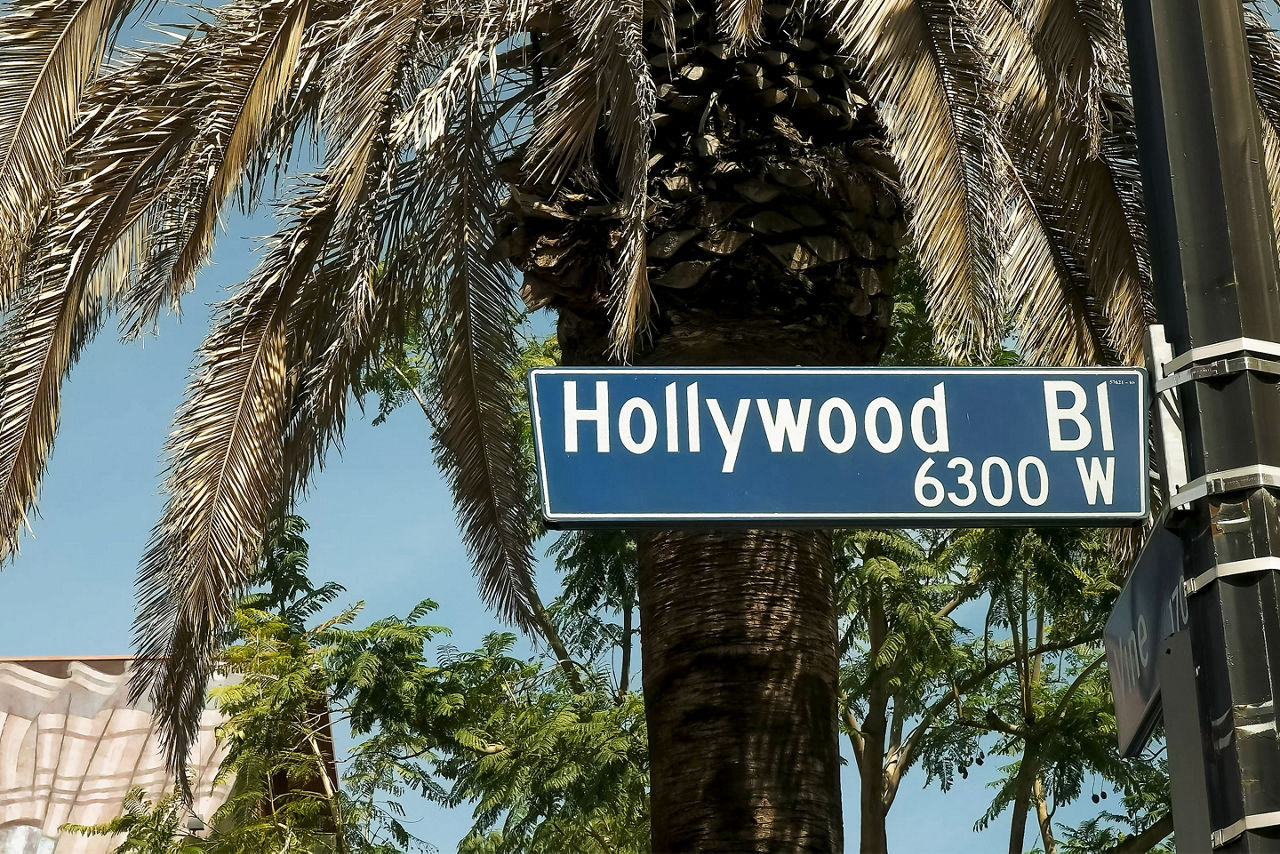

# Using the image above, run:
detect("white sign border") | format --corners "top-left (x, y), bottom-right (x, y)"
top-left (528, 366), bottom-right (1150, 525)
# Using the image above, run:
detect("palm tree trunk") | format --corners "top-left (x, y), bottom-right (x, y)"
top-left (637, 529), bottom-right (842, 852)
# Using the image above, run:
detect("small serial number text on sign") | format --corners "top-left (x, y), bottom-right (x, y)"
top-left (529, 368), bottom-right (1148, 526)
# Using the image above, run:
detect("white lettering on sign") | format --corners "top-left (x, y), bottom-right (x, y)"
top-left (818, 398), bottom-right (857, 453)
top-left (565, 381), bottom-right (609, 453)
top-left (1044, 380), bottom-right (1114, 451)
top-left (1076, 457), bottom-right (1116, 505)
top-left (911, 383), bottom-right (950, 453)
top-left (1018, 457), bottom-right (1049, 506)
top-left (1044, 381), bottom-right (1091, 451)
top-left (619, 398), bottom-right (657, 454)
top-left (707, 398), bottom-right (751, 473)
top-left (916, 455), bottom-right (1051, 507)
top-left (865, 398), bottom-right (904, 453)
top-left (560, 383), bottom-right (956, 468)
top-left (687, 383), bottom-right (701, 453)
top-left (1096, 381), bottom-right (1115, 452)
top-left (665, 383), bottom-right (679, 452)
top-left (757, 398), bottom-right (812, 453)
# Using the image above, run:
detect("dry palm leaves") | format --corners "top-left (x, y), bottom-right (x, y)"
top-left (3, 0), bottom-right (1280, 779)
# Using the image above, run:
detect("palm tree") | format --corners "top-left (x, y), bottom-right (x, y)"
top-left (4, 0), bottom-right (1280, 849)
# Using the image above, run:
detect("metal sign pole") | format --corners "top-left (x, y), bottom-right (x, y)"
top-left (1122, 1), bottom-right (1280, 850)
top-left (1157, 630), bottom-right (1212, 850)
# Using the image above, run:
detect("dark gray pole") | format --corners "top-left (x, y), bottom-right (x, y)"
top-left (1122, 1), bottom-right (1280, 850)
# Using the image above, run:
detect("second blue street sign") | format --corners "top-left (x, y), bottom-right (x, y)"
top-left (529, 367), bottom-right (1149, 527)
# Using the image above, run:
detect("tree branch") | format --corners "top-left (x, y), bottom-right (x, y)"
top-left (894, 633), bottom-right (1099, 773)
top-left (1043, 653), bottom-right (1106, 727)
top-left (617, 599), bottom-right (633, 702)
top-left (1106, 812), bottom-right (1173, 854)
top-left (844, 706), bottom-right (866, 775)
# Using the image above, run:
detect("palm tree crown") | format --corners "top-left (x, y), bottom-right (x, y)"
top-left (3, 0), bottom-right (1280, 775)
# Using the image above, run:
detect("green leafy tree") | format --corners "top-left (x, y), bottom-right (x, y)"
top-left (838, 527), bottom-right (980, 852)
top-left (63, 788), bottom-right (205, 853)
top-left (16, 1), bottom-right (1280, 846)
top-left (1056, 768), bottom-right (1174, 854)
top-left (945, 528), bottom-right (1170, 854)
top-left (73, 515), bottom-right (648, 852)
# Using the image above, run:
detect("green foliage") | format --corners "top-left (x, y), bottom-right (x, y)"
top-left (933, 528), bottom-right (1169, 853)
top-left (71, 512), bottom-right (647, 853)
top-left (1056, 767), bottom-right (1174, 854)
top-left (841, 267), bottom-right (1168, 851)
top-left (361, 327), bottom-right (649, 852)
top-left (62, 788), bottom-right (204, 854)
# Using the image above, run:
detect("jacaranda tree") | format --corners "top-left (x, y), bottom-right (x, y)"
top-left (6, 0), bottom-right (1280, 849)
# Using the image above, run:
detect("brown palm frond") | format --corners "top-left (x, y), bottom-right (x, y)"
top-left (131, 256), bottom-right (295, 784)
top-left (117, 0), bottom-right (315, 336)
top-left (1098, 89), bottom-right (1153, 298)
top-left (0, 80), bottom-right (195, 561)
top-left (0, 0), bottom-right (135, 298)
top-left (274, 0), bottom-right (483, 494)
top-left (596, 0), bottom-right (654, 358)
top-left (373, 28), bottom-right (542, 628)
top-left (1245, 7), bottom-right (1280, 254)
top-left (982, 0), bottom-right (1149, 365)
top-left (998, 165), bottom-right (1104, 367)
top-left (522, 0), bottom-right (653, 357)
top-left (828, 0), bottom-right (1004, 361)
top-left (1005, 0), bottom-right (1125, 155)
top-left (131, 0), bottom-right (441, 775)
top-left (1248, 7), bottom-right (1280, 121)
top-left (277, 46), bottom-right (491, 499)
top-left (319, 0), bottom-right (438, 199)
top-left (718, 0), bottom-right (763, 51)
top-left (425, 78), bottom-right (537, 628)
top-left (130, 174), bottom-right (367, 777)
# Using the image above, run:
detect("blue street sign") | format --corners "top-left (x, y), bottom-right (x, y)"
top-left (528, 367), bottom-right (1149, 526)
top-left (1103, 524), bottom-right (1188, 756)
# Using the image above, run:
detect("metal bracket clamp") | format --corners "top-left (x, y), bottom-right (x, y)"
top-left (1156, 353), bottom-right (1280, 392)
top-left (1184, 556), bottom-right (1280, 597)
top-left (1164, 336), bottom-right (1280, 374)
top-left (1212, 810), bottom-right (1280, 848)
top-left (1147, 326), bottom-right (1191, 503)
top-left (1167, 463), bottom-right (1280, 507)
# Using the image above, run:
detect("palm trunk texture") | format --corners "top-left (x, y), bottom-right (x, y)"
top-left (638, 529), bottom-right (841, 852)
top-left (501, 5), bottom-right (906, 848)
